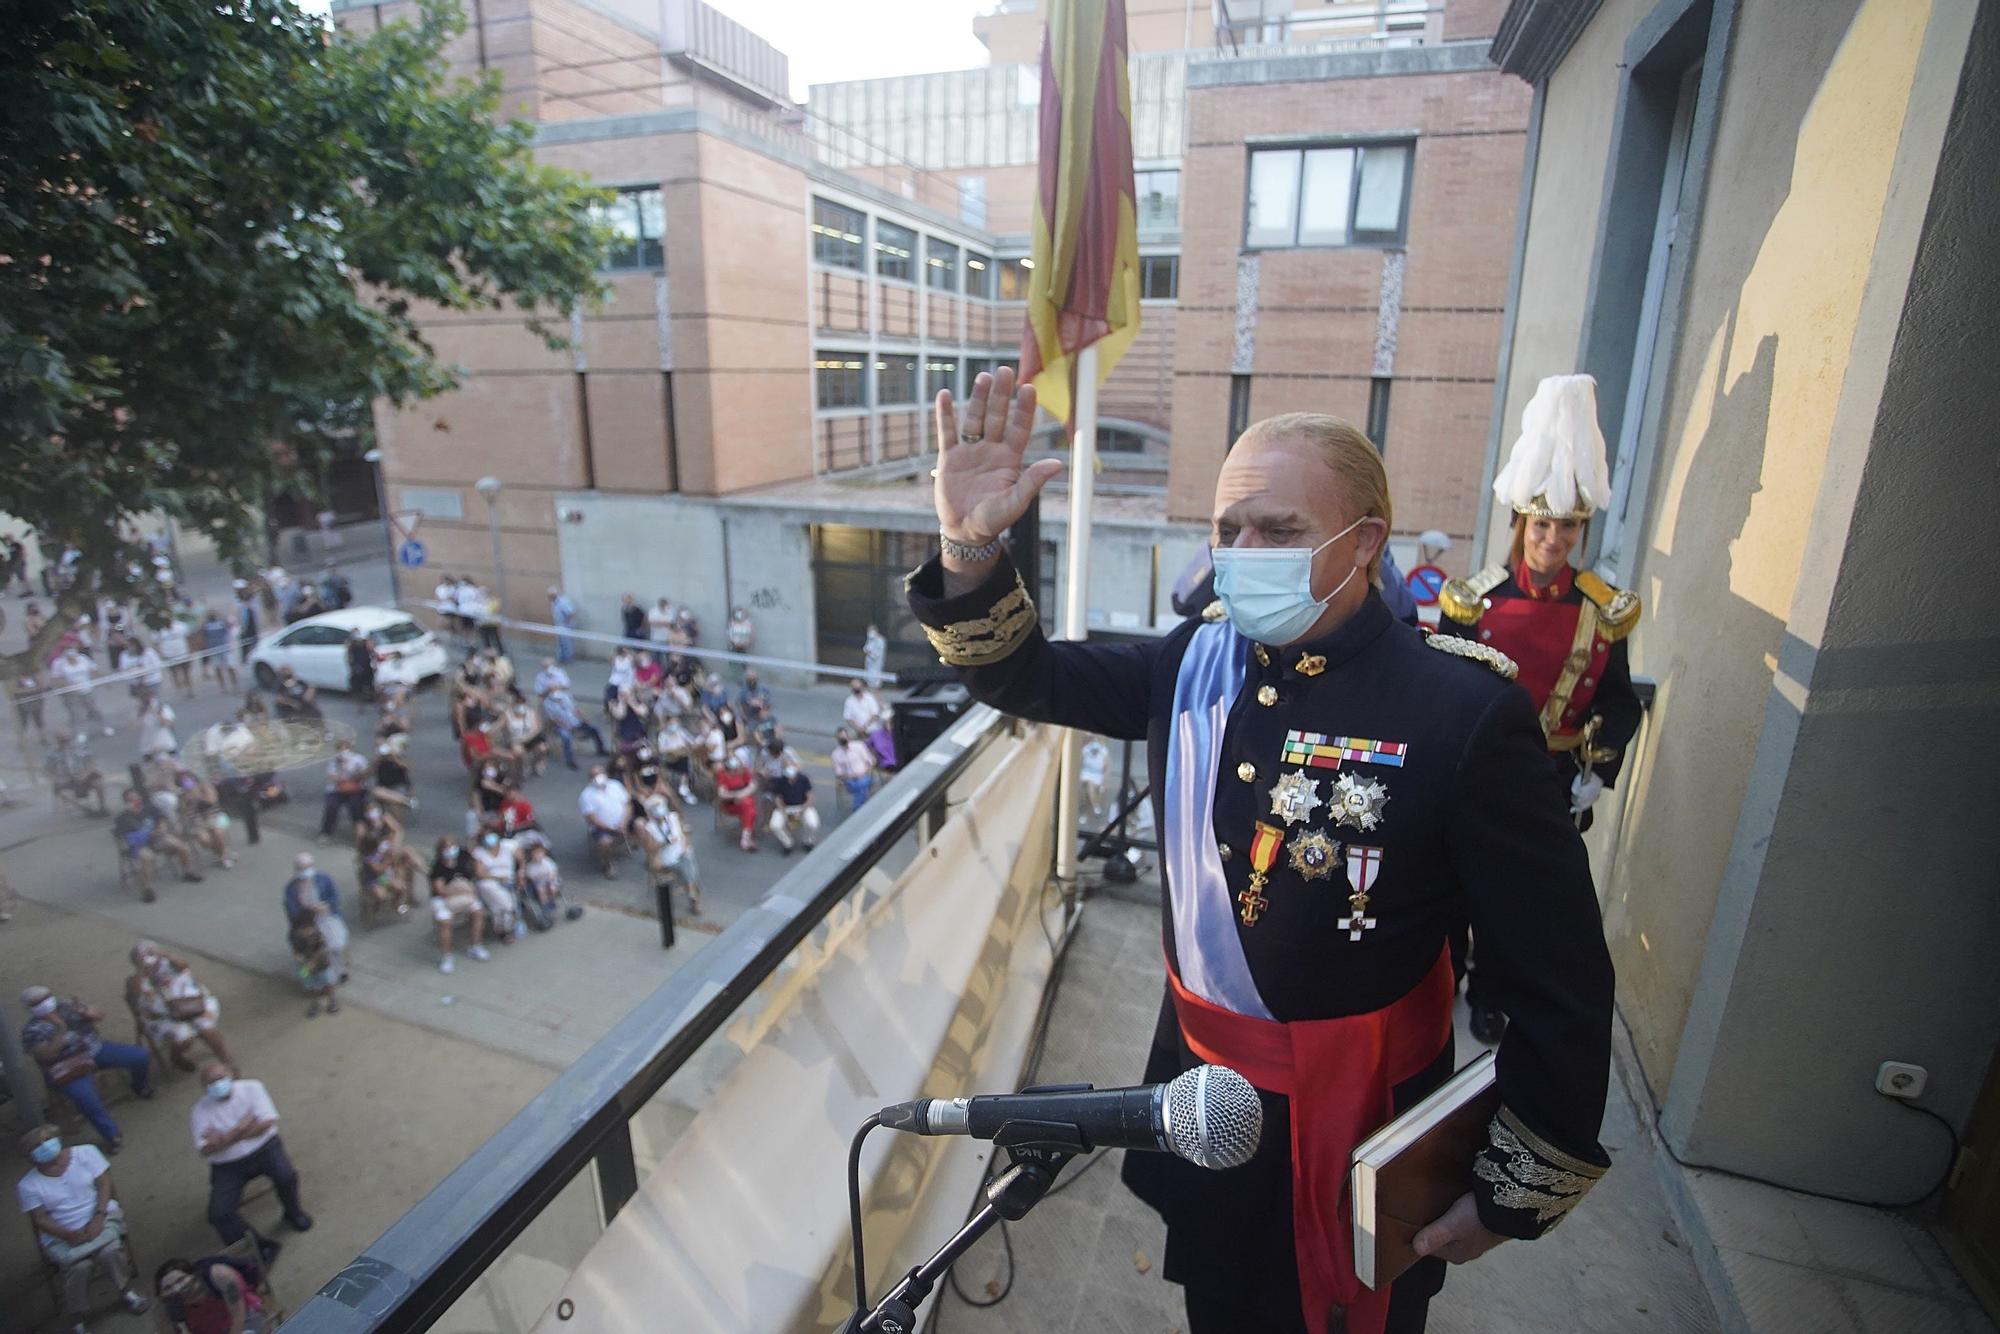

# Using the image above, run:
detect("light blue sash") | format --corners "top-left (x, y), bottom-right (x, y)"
top-left (1163, 621), bottom-right (1274, 1020)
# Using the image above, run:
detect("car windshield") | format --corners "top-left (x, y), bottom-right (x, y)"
top-left (373, 620), bottom-right (427, 645)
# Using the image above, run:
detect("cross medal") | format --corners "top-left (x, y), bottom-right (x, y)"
top-left (1339, 889), bottom-right (1377, 941)
top-left (1240, 822), bottom-right (1285, 925)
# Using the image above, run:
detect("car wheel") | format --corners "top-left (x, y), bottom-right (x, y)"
top-left (253, 661), bottom-right (278, 690)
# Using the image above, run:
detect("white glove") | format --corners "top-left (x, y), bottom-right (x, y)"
top-left (1569, 772), bottom-right (1605, 815)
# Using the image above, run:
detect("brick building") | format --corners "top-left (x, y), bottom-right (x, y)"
top-left (332, 0), bottom-right (1529, 673)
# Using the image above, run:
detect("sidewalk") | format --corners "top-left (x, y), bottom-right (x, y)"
top-left (0, 896), bottom-right (556, 1334)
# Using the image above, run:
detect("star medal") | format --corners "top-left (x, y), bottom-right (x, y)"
top-left (1331, 773), bottom-right (1389, 832)
top-left (1268, 770), bottom-right (1322, 826)
top-left (1240, 822), bottom-right (1284, 925)
top-left (1287, 829), bottom-right (1341, 881)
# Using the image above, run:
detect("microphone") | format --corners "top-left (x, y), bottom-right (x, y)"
top-left (876, 1064), bottom-right (1262, 1169)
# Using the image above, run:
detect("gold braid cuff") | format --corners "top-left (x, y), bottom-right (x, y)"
top-left (919, 574), bottom-right (1039, 667)
top-left (1473, 1106), bottom-right (1608, 1228)
top-left (1423, 633), bottom-right (1519, 679)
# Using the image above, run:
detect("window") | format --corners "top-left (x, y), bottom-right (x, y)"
top-left (815, 351), bottom-right (867, 410)
top-left (963, 357), bottom-right (998, 390)
top-left (925, 359), bottom-right (959, 402)
top-left (999, 256), bottom-right (1032, 300)
top-left (964, 251), bottom-right (994, 299)
top-left (1244, 143), bottom-right (1412, 248)
top-left (875, 220), bottom-right (916, 282)
top-left (1367, 377), bottom-right (1392, 450)
top-left (1228, 375), bottom-right (1252, 446)
top-left (280, 625), bottom-right (349, 647)
top-left (875, 353), bottom-right (919, 405)
top-left (1140, 255), bottom-right (1179, 300)
top-left (1135, 169), bottom-right (1180, 229)
top-left (959, 176), bottom-right (988, 228)
top-left (925, 237), bottom-right (959, 292)
top-left (812, 197), bottom-right (866, 270)
top-left (593, 186), bottom-right (665, 270)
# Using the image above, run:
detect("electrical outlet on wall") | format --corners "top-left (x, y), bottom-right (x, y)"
top-left (1876, 1061), bottom-right (1928, 1099)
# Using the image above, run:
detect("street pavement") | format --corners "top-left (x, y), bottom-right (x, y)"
top-left (0, 536), bottom-right (887, 1331)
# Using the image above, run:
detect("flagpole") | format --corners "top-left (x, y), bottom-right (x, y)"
top-left (1054, 343), bottom-right (1101, 888)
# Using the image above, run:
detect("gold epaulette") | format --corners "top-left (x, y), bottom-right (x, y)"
top-left (1423, 632), bottom-right (1518, 679)
top-left (1201, 599), bottom-right (1226, 623)
top-left (1439, 564), bottom-right (1509, 625)
top-left (1575, 570), bottom-right (1641, 642)
top-left (918, 572), bottom-right (1039, 667)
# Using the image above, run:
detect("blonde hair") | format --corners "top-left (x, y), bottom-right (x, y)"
top-left (1238, 413), bottom-right (1394, 586)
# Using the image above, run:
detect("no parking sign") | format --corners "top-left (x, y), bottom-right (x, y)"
top-left (1406, 563), bottom-right (1447, 606)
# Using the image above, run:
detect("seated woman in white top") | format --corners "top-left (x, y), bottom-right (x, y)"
top-left (18, 1124), bottom-right (151, 1331)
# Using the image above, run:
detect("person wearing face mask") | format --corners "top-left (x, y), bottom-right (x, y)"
top-left (907, 367), bottom-right (1614, 1334)
top-left (18, 1123), bottom-right (150, 1332)
top-left (20, 985), bottom-right (155, 1153)
top-left (470, 830), bottom-right (524, 939)
top-left (765, 759), bottom-right (819, 856)
top-left (189, 1062), bottom-right (310, 1260)
top-left (428, 836), bottom-right (488, 972)
top-left (1437, 376), bottom-right (1643, 1045)
top-left (577, 768), bottom-right (632, 878)
top-left (714, 754), bottom-right (759, 852)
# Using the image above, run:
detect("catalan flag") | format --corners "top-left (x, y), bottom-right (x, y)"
top-left (1281, 731), bottom-right (1409, 771)
top-left (1018, 0), bottom-right (1142, 426)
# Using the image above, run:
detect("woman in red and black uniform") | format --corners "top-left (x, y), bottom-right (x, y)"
top-left (1438, 374), bottom-right (1642, 1042)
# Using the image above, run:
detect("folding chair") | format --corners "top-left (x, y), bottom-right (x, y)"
top-left (30, 1210), bottom-right (140, 1321)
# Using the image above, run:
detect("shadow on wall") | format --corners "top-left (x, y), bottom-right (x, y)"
top-left (1598, 0), bottom-right (1903, 1094)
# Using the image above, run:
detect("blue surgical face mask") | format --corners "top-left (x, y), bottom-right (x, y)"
top-left (1209, 515), bottom-right (1368, 646)
top-left (31, 1137), bottom-right (62, 1165)
top-left (206, 1077), bottom-right (234, 1101)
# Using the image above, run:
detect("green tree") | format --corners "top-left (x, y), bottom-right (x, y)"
top-left (0, 0), bottom-right (607, 671)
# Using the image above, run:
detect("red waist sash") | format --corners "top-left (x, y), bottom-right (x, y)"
top-left (1168, 947), bottom-right (1454, 1334)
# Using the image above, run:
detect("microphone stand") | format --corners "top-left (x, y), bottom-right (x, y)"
top-left (841, 1123), bottom-right (1082, 1334)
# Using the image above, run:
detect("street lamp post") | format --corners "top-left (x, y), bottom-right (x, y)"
top-left (475, 475), bottom-right (506, 616)
top-left (364, 448), bottom-right (400, 608)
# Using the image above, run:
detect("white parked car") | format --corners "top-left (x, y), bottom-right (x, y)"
top-left (248, 606), bottom-right (447, 693)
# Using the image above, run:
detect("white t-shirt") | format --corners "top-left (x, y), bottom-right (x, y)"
top-left (190, 1078), bottom-right (280, 1165)
top-left (643, 811), bottom-right (688, 865)
top-left (1080, 741), bottom-right (1109, 784)
top-left (647, 606), bottom-right (675, 637)
top-left (17, 1144), bottom-right (111, 1234)
top-left (522, 855), bottom-right (561, 894)
top-left (158, 623), bottom-right (191, 658)
top-left (607, 655), bottom-right (636, 690)
top-left (843, 691), bottom-right (884, 733)
top-left (472, 841), bottom-right (518, 885)
top-left (578, 780), bottom-right (631, 829)
top-left (55, 653), bottom-right (94, 689)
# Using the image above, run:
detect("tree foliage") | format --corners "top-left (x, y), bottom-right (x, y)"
top-left (0, 0), bottom-right (607, 667)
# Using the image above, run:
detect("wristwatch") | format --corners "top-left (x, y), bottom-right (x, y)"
top-left (939, 531), bottom-right (1002, 563)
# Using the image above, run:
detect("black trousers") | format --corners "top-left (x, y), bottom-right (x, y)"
top-left (207, 1137), bottom-right (305, 1244)
top-left (1185, 1261), bottom-right (1441, 1334)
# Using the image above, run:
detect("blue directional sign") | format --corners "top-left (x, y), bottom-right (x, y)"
top-left (397, 539), bottom-right (427, 569)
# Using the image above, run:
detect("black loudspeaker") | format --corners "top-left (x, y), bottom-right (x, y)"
top-left (892, 682), bottom-right (970, 768)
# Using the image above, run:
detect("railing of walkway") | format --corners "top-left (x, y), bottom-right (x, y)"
top-left (280, 705), bottom-right (1015, 1334)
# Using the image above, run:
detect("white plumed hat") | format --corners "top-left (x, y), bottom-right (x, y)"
top-left (1492, 374), bottom-right (1612, 520)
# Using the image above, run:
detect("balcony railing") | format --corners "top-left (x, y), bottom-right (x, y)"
top-left (281, 705), bottom-right (1020, 1334)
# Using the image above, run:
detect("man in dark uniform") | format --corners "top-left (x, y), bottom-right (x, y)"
top-left (1434, 374), bottom-right (1644, 1044)
top-left (906, 367), bottom-right (1614, 1334)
